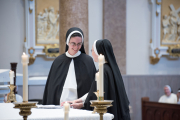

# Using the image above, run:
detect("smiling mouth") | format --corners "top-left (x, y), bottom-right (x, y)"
top-left (73, 49), bottom-right (78, 51)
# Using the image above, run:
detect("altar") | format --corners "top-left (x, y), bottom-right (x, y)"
top-left (0, 103), bottom-right (114, 120)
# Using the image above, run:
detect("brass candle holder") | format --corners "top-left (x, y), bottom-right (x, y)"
top-left (14, 102), bottom-right (37, 120)
top-left (6, 84), bottom-right (17, 103)
top-left (91, 91), bottom-right (113, 120)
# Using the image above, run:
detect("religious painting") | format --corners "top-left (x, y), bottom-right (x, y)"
top-left (35, 0), bottom-right (59, 46)
top-left (161, 0), bottom-right (180, 45)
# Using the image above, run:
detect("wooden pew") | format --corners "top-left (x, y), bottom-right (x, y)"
top-left (141, 97), bottom-right (180, 120)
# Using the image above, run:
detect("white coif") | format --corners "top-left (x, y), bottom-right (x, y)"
top-left (60, 51), bottom-right (81, 104)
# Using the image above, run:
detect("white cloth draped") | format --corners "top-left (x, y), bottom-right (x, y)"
top-left (158, 93), bottom-right (177, 104)
top-left (60, 51), bottom-right (81, 104)
top-left (0, 103), bottom-right (114, 120)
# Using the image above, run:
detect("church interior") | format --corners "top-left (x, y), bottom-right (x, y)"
top-left (0, 0), bottom-right (180, 120)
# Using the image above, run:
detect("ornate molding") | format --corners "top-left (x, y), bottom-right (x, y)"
top-left (43, 44), bottom-right (59, 58)
top-left (156, 0), bottom-right (161, 5)
top-left (29, 8), bottom-right (32, 14)
top-left (150, 48), bottom-right (160, 64)
top-left (167, 44), bottom-right (180, 57)
top-left (28, 47), bottom-right (35, 65)
top-left (24, 37), bottom-right (26, 42)
top-left (29, 0), bottom-right (33, 14)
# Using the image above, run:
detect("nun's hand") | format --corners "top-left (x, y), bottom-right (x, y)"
top-left (60, 101), bottom-right (73, 106)
top-left (73, 99), bottom-right (83, 103)
top-left (70, 102), bottom-right (83, 109)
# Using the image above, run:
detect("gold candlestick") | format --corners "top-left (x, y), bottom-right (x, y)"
top-left (91, 91), bottom-right (113, 120)
top-left (6, 84), bottom-right (16, 103)
top-left (90, 100), bottom-right (113, 120)
top-left (14, 102), bottom-right (37, 120)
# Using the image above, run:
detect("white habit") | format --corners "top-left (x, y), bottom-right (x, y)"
top-left (158, 93), bottom-right (177, 104)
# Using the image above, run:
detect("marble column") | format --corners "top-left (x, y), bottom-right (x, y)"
top-left (59, 0), bottom-right (88, 54)
top-left (103, 0), bottom-right (126, 74)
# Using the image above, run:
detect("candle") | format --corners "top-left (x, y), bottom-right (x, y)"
top-left (9, 70), bottom-right (14, 85)
top-left (95, 72), bottom-right (100, 91)
top-left (21, 52), bottom-right (29, 102)
top-left (64, 102), bottom-right (70, 120)
top-left (98, 54), bottom-right (105, 98)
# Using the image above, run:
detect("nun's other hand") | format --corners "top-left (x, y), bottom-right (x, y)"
top-left (73, 99), bottom-right (83, 103)
top-left (70, 102), bottom-right (83, 109)
top-left (60, 101), bottom-right (73, 106)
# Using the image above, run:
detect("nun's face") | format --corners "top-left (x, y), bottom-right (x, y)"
top-left (91, 46), bottom-right (98, 62)
top-left (68, 36), bottom-right (82, 55)
top-left (164, 87), bottom-right (171, 96)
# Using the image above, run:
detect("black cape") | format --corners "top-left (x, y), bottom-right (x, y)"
top-left (84, 39), bottom-right (130, 120)
top-left (43, 53), bottom-right (96, 105)
top-left (43, 27), bottom-right (96, 105)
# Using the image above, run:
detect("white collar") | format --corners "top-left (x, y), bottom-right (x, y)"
top-left (66, 51), bottom-right (81, 58)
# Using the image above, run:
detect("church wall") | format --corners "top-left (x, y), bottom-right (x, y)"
top-left (0, 0), bottom-right (102, 76)
top-left (88, 0), bottom-right (103, 69)
top-left (0, 0), bottom-right (25, 73)
top-left (126, 0), bottom-right (180, 75)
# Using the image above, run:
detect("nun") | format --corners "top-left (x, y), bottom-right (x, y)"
top-left (42, 27), bottom-right (96, 105)
top-left (158, 85), bottom-right (177, 104)
top-left (70, 39), bottom-right (131, 120)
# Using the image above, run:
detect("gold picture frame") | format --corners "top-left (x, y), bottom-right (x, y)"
top-left (35, 0), bottom-right (59, 46)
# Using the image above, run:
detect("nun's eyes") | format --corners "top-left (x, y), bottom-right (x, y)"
top-left (70, 42), bottom-right (82, 47)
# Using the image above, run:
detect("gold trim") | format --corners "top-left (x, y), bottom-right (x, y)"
top-left (28, 47), bottom-right (35, 65)
top-left (156, 11), bottom-right (159, 16)
top-left (43, 44), bottom-right (59, 57)
top-left (6, 84), bottom-right (16, 103)
top-left (29, 8), bottom-right (32, 14)
top-left (150, 56), bottom-right (160, 64)
top-left (156, 0), bottom-right (161, 5)
top-left (14, 102), bottom-right (37, 120)
top-left (167, 44), bottom-right (180, 57)
top-left (150, 39), bottom-right (152, 43)
top-left (150, 48), bottom-right (160, 64)
top-left (24, 37), bottom-right (26, 42)
top-left (90, 100), bottom-right (113, 120)
top-left (35, 1), bottom-right (59, 46)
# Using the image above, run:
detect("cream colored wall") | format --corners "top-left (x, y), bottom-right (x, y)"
top-left (0, 0), bottom-right (25, 73)
top-left (126, 0), bottom-right (180, 75)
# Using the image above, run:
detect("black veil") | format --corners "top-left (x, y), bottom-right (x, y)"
top-left (65, 27), bottom-right (86, 53)
top-left (96, 39), bottom-right (130, 117)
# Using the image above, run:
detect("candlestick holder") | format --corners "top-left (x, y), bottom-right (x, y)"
top-left (6, 84), bottom-right (17, 103)
top-left (14, 102), bottom-right (37, 120)
top-left (90, 100), bottom-right (113, 120)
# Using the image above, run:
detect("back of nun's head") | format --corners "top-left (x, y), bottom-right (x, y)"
top-left (94, 39), bottom-right (117, 64)
top-left (65, 27), bottom-right (86, 53)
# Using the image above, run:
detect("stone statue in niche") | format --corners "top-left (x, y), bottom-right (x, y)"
top-left (162, 15), bottom-right (170, 39)
top-left (37, 7), bottom-right (59, 44)
top-left (162, 4), bottom-right (180, 44)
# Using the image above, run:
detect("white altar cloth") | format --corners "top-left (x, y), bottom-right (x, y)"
top-left (0, 103), bottom-right (114, 120)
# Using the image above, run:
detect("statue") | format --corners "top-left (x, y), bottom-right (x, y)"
top-left (162, 15), bottom-right (170, 40)
top-left (168, 11), bottom-right (178, 41)
top-left (46, 7), bottom-right (59, 40)
top-left (162, 4), bottom-right (180, 43)
top-left (37, 7), bottom-right (59, 43)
